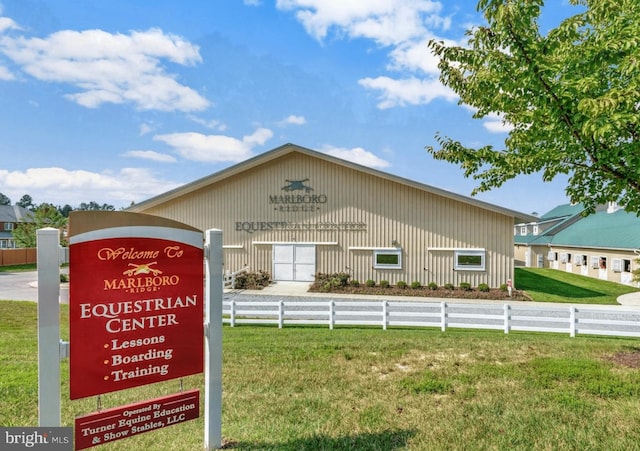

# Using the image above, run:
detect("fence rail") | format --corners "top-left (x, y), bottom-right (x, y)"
top-left (223, 299), bottom-right (640, 338)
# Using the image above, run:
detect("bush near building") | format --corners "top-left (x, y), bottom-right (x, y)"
top-left (310, 272), bottom-right (528, 300)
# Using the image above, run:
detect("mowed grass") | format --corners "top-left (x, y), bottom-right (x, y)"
top-left (514, 267), bottom-right (639, 304)
top-left (3, 301), bottom-right (640, 450)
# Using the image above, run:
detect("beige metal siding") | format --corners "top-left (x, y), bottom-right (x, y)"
top-left (137, 152), bottom-right (515, 287)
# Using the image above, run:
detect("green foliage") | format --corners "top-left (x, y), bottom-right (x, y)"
top-left (460, 282), bottom-right (472, 291)
top-left (499, 283), bottom-right (509, 292)
top-left (410, 281), bottom-right (422, 289)
top-left (12, 203), bottom-right (68, 248)
top-left (234, 270), bottom-right (271, 289)
top-left (397, 280), bottom-right (407, 289)
top-left (365, 279), bottom-right (376, 288)
top-left (478, 283), bottom-right (490, 292)
top-left (314, 272), bottom-right (351, 288)
top-left (428, 281), bottom-right (438, 290)
top-left (350, 279), bottom-right (360, 287)
top-left (427, 0), bottom-right (640, 214)
top-left (16, 195), bottom-right (34, 211)
top-left (0, 192), bottom-right (10, 205)
top-left (380, 280), bottom-right (390, 288)
top-left (444, 283), bottom-right (455, 290)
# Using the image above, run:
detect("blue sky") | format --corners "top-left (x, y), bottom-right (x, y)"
top-left (0, 0), bottom-right (578, 215)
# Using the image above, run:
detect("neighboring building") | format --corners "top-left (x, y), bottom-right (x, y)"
top-left (515, 202), bottom-right (640, 286)
top-left (0, 205), bottom-right (31, 248)
top-left (129, 143), bottom-right (536, 287)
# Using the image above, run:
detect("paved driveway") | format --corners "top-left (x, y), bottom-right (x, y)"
top-left (0, 270), bottom-right (69, 303)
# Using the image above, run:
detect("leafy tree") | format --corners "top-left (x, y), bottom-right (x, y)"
top-left (59, 204), bottom-right (74, 217)
top-left (12, 203), bottom-right (68, 248)
top-left (16, 194), bottom-right (35, 211)
top-left (0, 193), bottom-right (11, 206)
top-left (427, 0), bottom-right (640, 214)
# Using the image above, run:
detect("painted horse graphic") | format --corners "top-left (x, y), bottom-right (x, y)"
top-left (282, 179), bottom-right (313, 193)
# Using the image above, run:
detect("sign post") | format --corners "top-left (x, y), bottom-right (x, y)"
top-left (37, 227), bottom-right (64, 427)
top-left (204, 229), bottom-right (223, 450)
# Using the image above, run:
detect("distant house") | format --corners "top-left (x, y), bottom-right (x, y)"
top-left (515, 202), bottom-right (640, 286)
top-left (0, 205), bottom-right (32, 248)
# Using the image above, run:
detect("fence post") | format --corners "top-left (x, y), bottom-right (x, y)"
top-left (329, 300), bottom-right (335, 330)
top-left (382, 301), bottom-right (388, 330)
top-left (278, 300), bottom-right (284, 329)
top-left (440, 302), bottom-right (447, 332)
top-left (570, 306), bottom-right (576, 337)
top-left (230, 300), bottom-right (236, 327)
top-left (503, 304), bottom-right (511, 334)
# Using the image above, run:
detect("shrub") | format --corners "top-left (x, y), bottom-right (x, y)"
top-left (478, 283), bottom-right (490, 292)
top-left (460, 282), bottom-right (472, 291)
top-left (428, 282), bottom-right (438, 290)
top-left (313, 272), bottom-right (351, 289)
top-left (444, 283), bottom-right (454, 290)
top-left (397, 281), bottom-right (407, 289)
top-left (411, 281), bottom-right (422, 289)
top-left (350, 279), bottom-right (360, 287)
top-left (366, 279), bottom-right (376, 287)
top-left (499, 283), bottom-right (508, 292)
top-left (234, 270), bottom-right (271, 289)
top-left (60, 273), bottom-right (69, 283)
top-left (380, 280), bottom-right (390, 288)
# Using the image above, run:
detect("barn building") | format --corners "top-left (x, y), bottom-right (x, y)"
top-left (129, 143), bottom-right (535, 288)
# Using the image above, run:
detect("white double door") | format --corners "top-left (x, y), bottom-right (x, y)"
top-left (273, 244), bottom-right (316, 282)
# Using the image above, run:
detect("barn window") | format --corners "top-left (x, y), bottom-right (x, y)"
top-left (373, 249), bottom-right (402, 269)
top-left (454, 250), bottom-right (486, 271)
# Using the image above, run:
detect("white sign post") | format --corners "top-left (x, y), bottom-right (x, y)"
top-left (37, 227), bottom-right (66, 427)
top-left (204, 229), bottom-right (223, 450)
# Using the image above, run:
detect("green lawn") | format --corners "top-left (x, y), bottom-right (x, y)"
top-left (514, 267), bottom-right (639, 304)
top-left (3, 300), bottom-right (640, 450)
top-left (0, 263), bottom-right (37, 273)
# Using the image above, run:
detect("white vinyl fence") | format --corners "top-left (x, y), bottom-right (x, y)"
top-left (223, 300), bottom-right (640, 338)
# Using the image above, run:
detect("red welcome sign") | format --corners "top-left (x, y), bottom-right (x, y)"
top-left (69, 212), bottom-right (204, 399)
top-left (75, 389), bottom-right (200, 450)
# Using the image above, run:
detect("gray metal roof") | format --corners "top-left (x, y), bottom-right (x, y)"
top-left (0, 205), bottom-right (32, 222)
top-left (130, 143), bottom-right (538, 223)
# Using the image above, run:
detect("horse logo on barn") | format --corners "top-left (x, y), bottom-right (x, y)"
top-left (282, 179), bottom-right (314, 193)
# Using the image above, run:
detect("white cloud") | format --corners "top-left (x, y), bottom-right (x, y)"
top-left (0, 16), bottom-right (21, 33)
top-left (358, 76), bottom-right (457, 109)
top-left (321, 145), bottom-right (390, 169)
top-left (278, 115), bottom-right (306, 126)
top-left (276, 0), bottom-right (443, 45)
top-left (139, 123), bottom-right (154, 136)
top-left (482, 113), bottom-right (514, 133)
top-left (0, 64), bottom-right (13, 80)
top-left (0, 167), bottom-right (179, 207)
top-left (154, 127), bottom-right (274, 163)
top-left (123, 150), bottom-right (177, 163)
top-left (277, 1), bottom-right (465, 108)
top-left (187, 115), bottom-right (227, 131)
top-left (0, 28), bottom-right (209, 111)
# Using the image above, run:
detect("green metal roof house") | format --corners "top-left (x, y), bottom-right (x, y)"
top-left (515, 203), bottom-right (640, 286)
